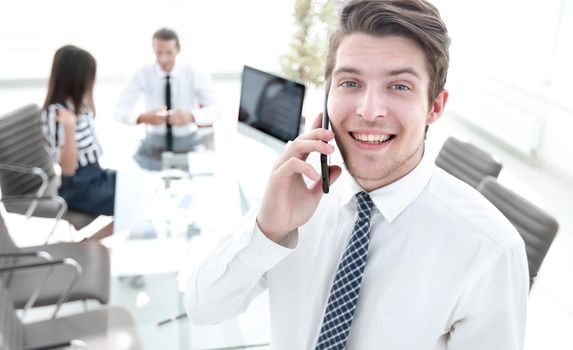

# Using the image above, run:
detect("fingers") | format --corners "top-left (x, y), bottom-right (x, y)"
top-left (288, 139), bottom-right (334, 158)
top-left (273, 157), bottom-right (320, 182)
top-left (275, 139), bottom-right (335, 172)
top-left (308, 165), bottom-right (343, 194)
top-left (166, 110), bottom-right (192, 126)
top-left (296, 127), bottom-right (334, 142)
top-left (150, 114), bottom-right (166, 125)
top-left (168, 115), bottom-right (184, 126)
top-left (273, 124), bottom-right (335, 171)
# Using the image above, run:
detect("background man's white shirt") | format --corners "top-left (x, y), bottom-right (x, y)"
top-left (115, 62), bottom-right (221, 137)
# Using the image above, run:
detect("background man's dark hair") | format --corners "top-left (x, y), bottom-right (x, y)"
top-left (153, 27), bottom-right (180, 48)
top-left (325, 0), bottom-right (450, 107)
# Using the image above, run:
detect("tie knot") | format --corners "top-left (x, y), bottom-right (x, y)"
top-left (355, 191), bottom-right (375, 220)
top-left (165, 75), bottom-right (170, 81)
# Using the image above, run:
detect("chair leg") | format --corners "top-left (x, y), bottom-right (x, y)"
top-left (69, 222), bottom-right (74, 242)
top-left (43, 198), bottom-right (67, 244)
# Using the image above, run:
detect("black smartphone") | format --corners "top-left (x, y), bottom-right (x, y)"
top-left (321, 89), bottom-right (330, 194)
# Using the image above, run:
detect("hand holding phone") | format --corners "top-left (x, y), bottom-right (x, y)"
top-left (256, 108), bottom-right (341, 243)
top-left (321, 89), bottom-right (330, 194)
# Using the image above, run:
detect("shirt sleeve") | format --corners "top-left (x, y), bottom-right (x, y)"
top-left (191, 68), bottom-right (222, 126)
top-left (446, 243), bottom-right (529, 350)
top-left (41, 104), bottom-right (65, 163)
top-left (184, 209), bottom-right (298, 325)
top-left (114, 70), bottom-right (144, 125)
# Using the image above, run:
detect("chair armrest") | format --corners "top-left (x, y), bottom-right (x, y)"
top-left (0, 162), bottom-right (49, 217)
top-left (23, 339), bottom-right (88, 350)
top-left (1, 194), bottom-right (65, 219)
top-left (0, 250), bottom-right (55, 311)
top-left (0, 258), bottom-right (82, 319)
top-left (0, 196), bottom-right (67, 243)
top-left (0, 250), bottom-right (54, 261)
top-left (0, 162), bottom-right (49, 197)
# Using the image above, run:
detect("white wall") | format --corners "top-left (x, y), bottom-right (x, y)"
top-left (435, 0), bottom-right (573, 179)
top-left (0, 0), bottom-right (294, 81)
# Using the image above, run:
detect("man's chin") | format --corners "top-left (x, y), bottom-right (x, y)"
top-left (345, 164), bottom-right (392, 184)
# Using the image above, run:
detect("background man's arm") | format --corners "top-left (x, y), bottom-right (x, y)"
top-left (114, 71), bottom-right (145, 125)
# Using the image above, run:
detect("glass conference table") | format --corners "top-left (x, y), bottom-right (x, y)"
top-left (107, 132), bottom-right (275, 349)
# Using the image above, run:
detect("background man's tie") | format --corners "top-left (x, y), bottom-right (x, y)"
top-left (165, 74), bottom-right (173, 152)
top-left (315, 191), bottom-right (375, 350)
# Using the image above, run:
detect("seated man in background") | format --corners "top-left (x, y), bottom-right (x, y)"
top-left (114, 27), bottom-right (221, 170)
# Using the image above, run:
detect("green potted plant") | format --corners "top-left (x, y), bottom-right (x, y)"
top-left (281, 0), bottom-right (340, 128)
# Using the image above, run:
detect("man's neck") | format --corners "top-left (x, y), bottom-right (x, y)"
top-left (356, 146), bottom-right (425, 192)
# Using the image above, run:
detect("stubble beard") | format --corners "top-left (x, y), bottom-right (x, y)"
top-left (336, 133), bottom-right (426, 187)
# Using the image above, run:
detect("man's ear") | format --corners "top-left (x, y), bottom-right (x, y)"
top-left (426, 89), bottom-right (449, 125)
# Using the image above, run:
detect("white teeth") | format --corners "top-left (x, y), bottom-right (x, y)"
top-left (352, 133), bottom-right (391, 143)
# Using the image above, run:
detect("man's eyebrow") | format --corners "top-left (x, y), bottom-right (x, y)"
top-left (332, 66), bottom-right (422, 80)
top-left (387, 67), bottom-right (422, 80)
top-left (332, 66), bottom-right (362, 76)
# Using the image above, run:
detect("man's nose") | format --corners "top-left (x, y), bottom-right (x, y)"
top-left (356, 87), bottom-right (387, 120)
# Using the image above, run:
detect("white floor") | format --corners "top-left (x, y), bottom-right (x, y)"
top-left (2, 78), bottom-right (573, 349)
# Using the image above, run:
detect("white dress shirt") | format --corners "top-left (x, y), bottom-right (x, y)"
top-left (185, 154), bottom-right (529, 350)
top-left (114, 62), bottom-right (221, 136)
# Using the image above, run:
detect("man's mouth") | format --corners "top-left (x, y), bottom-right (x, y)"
top-left (350, 132), bottom-right (395, 144)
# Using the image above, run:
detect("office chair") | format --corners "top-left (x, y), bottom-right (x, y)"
top-left (435, 136), bottom-right (503, 188)
top-left (0, 104), bottom-right (97, 241)
top-left (0, 211), bottom-right (110, 312)
top-left (477, 176), bottom-right (559, 287)
top-left (0, 274), bottom-right (142, 350)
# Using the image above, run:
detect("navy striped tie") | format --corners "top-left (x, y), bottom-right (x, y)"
top-left (315, 191), bottom-right (375, 350)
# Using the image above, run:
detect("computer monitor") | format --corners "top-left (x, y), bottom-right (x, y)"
top-left (237, 65), bottom-right (306, 152)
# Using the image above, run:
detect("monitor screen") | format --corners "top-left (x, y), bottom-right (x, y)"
top-left (237, 66), bottom-right (305, 150)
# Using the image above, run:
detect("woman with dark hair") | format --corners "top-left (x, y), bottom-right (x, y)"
top-left (42, 45), bottom-right (114, 240)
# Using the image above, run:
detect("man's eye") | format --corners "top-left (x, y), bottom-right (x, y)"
top-left (392, 84), bottom-right (410, 91)
top-left (340, 81), bottom-right (358, 88)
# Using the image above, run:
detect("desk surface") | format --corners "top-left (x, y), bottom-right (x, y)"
top-left (107, 126), bottom-right (273, 349)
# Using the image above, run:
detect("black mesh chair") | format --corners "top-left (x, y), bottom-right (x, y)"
top-left (0, 104), bottom-right (97, 241)
top-left (477, 176), bottom-right (559, 288)
top-left (435, 136), bottom-right (503, 188)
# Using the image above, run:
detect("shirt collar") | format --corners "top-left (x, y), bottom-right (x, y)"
top-left (153, 61), bottom-right (180, 78)
top-left (338, 151), bottom-right (435, 222)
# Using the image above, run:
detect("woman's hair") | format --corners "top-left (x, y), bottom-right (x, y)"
top-left (43, 45), bottom-right (97, 115)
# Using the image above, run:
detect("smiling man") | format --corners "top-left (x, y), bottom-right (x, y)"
top-left (185, 1), bottom-right (528, 349)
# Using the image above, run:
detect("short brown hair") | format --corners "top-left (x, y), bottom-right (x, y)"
top-left (153, 27), bottom-right (180, 48)
top-left (325, 0), bottom-right (450, 105)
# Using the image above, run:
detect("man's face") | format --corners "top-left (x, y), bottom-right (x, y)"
top-left (153, 39), bottom-right (180, 72)
top-left (328, 33), bottom-right (447, 191)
